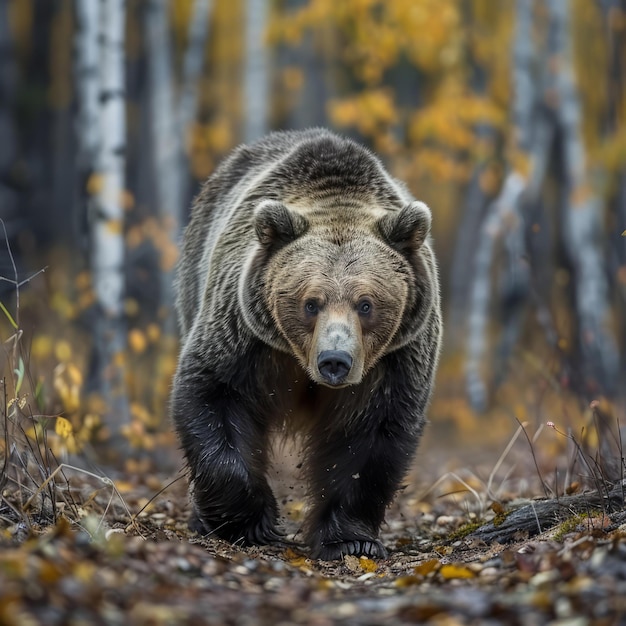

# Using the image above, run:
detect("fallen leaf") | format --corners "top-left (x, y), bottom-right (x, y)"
top-left (359, 556), bottom-right (377, 573)
top-left (440, 564), bottom-right (476, 579)
top-left (414, 559), bottom-right (440, 577)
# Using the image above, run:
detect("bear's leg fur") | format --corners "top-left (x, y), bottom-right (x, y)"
top-left (305, 350), bottom-right (430, 560)
top-left (305, 422), bottom-right (419, 560)
top-left (171, 353), bottom-right (282, 546)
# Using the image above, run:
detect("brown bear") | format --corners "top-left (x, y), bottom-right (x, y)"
top-left (172, 128), bottom-right (441, 560)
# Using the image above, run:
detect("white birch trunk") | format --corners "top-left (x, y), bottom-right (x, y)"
top-left (94, 0), bottom-right (126, 319)
top-left (74, 0), bottom-right (101, 167)
top-left (146, 0), bottom-right (210, 329)
top-left (88, 0), bottom-right (128, 426)
top-left (243, 0), bottom-right (269, 142)
top-left (466, 0), bottom-right (619, 410)
top-left (549, 0), bottom-right (619, 394)
top-left (466, 173), bottom-right (526, 411)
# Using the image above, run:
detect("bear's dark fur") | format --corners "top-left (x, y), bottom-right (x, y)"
top-left (172, 129), bottom-right (441, 560)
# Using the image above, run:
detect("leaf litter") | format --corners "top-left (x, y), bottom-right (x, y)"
top-left (2, 445), bottom-right (626, 626)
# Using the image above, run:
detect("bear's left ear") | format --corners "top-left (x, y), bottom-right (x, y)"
top-left (377, 201), bottom-right (431, 253)
top-left (254, 200), bottom-right (309, 248)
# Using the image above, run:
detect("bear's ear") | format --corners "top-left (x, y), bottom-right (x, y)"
top-left (377, 201), bottom-right (431, 253)
top-left (254, 200), bottom-right (309, 248)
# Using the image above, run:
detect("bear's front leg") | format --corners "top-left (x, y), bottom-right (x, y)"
top-left (306, 383), bottom-right (427, 560)
top-left (171, 353), bottom-right (281, 546)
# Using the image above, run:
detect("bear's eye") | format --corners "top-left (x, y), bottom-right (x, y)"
top-left (357, 299), bottom-right (373, 316)
top-left (304, 300), bottom-right (319, 316)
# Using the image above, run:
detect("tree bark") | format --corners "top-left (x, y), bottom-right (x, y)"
top-left (74, 0), bottom-right (101, 169)
top-left (468, 482), bottom-right (625, 544)
top-left (87, 0), bottom-right (129, 429)
top-left (466, 0), bottom-right (619, 409)
top-left (145, 0), bottom-right (211, 327)
top-left (243, 0), bottom-right (269, 142)
top-left (179, 0), bottom-right (212, 172)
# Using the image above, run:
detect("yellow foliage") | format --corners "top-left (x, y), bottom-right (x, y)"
top-left (281, 67), bottom-right (304, 92)
top-left (121, 420), bottom-right (155, 451)
top-left (54, 341), bottom-right (73, 363)
top-left (31, 335), bottom-right (53, 360)
top-left (105, 220), bottom-right (123, 236)
top-left (75, 271), bottom-right (91, 290)
top-left (53, 363), bottom-right (82, 414)
top-left (125, 298), bottom-right (140, 317)
top-left (50, 292), bottom-right (76, 320)
top-left (130, 402), bottom-right (159, 429)
top-left (146, 324), bottom-right (161, 344)
top-left (55, 416), bottom-right (74, 439)
top-left (128, 329), bottom-right (148, 355)
top-left (329, 89), bottom-right (397, 137)
top-left (86, 173), bottom-right (104, 196)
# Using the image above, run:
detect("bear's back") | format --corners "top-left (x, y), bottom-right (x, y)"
top-left (175, 129), bottom-right (408, 336)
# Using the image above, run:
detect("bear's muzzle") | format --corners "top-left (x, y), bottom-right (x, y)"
top-left (317, 350), bottom-right (353, 386)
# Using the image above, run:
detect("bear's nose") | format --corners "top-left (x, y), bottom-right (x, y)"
top-left (317, 350), bottom-right (353, 385)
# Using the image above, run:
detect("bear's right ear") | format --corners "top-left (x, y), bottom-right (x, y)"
top-left (377, 201), bottom-right (431, 253)
top-left (254, 200), bottom-right (309, 248)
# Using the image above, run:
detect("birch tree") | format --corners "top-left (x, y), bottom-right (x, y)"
top-left (466, 0), bottom-right (619, 411)
top-left (145, 0), bottom-right (211, 322)
top-left (76, 0), bottom-right (129, 428)
top-left (75, 0), bottom-right (101, 173)
top-left (243, 0), bottom-right (269, 142)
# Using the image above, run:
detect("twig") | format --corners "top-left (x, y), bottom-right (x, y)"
top-left (515, 416), bottom-right (552, 499)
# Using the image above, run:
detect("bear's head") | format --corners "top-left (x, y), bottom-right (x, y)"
top-left (240, 199), bottom-right (435, 388)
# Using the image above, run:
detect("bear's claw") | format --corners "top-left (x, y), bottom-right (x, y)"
top-left (313, 538), bottom-right (388, 561)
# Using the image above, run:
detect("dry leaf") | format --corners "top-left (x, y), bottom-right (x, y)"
top-left (55, 416), bottom-right (73, 439)
top-left (414, 559), bottom-right (440, 577)
top-left (440, 564), bottom-right (476, 580)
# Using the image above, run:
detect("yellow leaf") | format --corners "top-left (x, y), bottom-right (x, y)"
top-left (395, 575), bottom-right (422, 587)
top-left (121, 190), bottom-right (135, 211)
top-left (86, 173), bottom-right (104, 195)
top-left (55, 416), bottom-right (73, 439)
top-left (73, 562), bottom-right (96, 583)
top-left (359, 556), bottom-right (378, 573)
top-left (128, 329), bottom-right (147, 354)
top-left (38, 561), bottom-right (63, 584)
top-left (114, 480), bottom-right (136, 494)
top-left (31, 335), bottom-right (53, 359)
top-left (414, 559), bottom-right (440, 577)
top-left (106, 220), bottom-right (123, 235)
top-left (66, 364), bottom-right (83, 387)
top-left (54, 340), bottom-right (72, 363)
top-left (146, 323), bottom-right (161, 343)
top-left (440, 563), bottom-right (476, 579)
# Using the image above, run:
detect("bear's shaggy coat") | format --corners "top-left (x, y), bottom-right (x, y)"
top-left (172, 129), bottom-right (441, 560)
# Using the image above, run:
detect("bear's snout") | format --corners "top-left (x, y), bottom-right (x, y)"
top-left (317, 350), bottom-right (353, 385)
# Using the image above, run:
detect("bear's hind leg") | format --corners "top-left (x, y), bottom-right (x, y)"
top-left (172, 360), bottom-right (281, 546)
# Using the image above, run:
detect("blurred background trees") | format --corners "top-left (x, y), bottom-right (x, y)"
top-left (0, 0), bottom-right (624, 456)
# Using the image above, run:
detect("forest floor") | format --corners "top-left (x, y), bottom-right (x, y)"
top-left (2, 430), bottom-right (626, 626)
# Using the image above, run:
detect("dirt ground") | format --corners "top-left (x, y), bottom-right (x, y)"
top-left (2, 429), bottom-right (626, 625)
